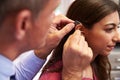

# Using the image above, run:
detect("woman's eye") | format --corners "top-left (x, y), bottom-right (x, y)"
top-left (104, 25), bottom-right (115, 33)
top-left (117, 24), bottom-right (120, 32)
top-left (105, 28), bottom-right (114, 32)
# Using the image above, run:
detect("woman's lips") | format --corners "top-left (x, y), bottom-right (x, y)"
top-left (107, 46), bottom-right (115, 51)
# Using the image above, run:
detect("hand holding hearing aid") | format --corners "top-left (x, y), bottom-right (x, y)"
top-left (34, 15), bottom-right (75, 59)
top-left (62, 20), bottom-right (93, 77)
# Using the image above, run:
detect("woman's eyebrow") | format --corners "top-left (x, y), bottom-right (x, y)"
top-left (104, 23), bottom-right (116, 26)
top-left (105, 21), bottom-right (120, 25)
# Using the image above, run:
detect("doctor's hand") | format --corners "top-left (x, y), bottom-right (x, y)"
top-left (34, 15), bottom-right (75, 59)
top-left (62, 30), bottom-right (93, 80)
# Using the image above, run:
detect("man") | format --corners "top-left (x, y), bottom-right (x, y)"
top-left (13, 13), bottom-right (76, 79)
top-left (0, 0), bottom-right (93, 80)
top-left (0, 0), bottom-right (75, 80)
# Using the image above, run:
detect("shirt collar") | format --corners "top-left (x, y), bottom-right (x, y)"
top-left (0, 55), bottom-right (15, 77)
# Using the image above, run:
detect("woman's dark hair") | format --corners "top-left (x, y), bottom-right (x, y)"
top-left (41, 0), bottom-right (119, 80)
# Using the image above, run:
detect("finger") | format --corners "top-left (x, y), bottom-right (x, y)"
top-left (53, 15), bottom-right (74, 24)
top-left (78, 35), bottom-right (85, 49)
top-left (64, 30), bottom-right (82, 51)
top-left (53, 15), bottom-right (74, 30)
top-left (81, 36), bottom-right (89, 48)
top-left (58, 23), bottom-right (75, 38)
top-left (68, 30), bottom-right (82, 45)
top-left (49, 26), bottom-right (58, 33)
top-left (86, 47), bottom-right (93, 62)
top-left (72, 30), bottom-right (82, 41)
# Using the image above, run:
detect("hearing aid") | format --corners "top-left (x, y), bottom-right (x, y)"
top-left (74, 20), bottom-right (84, 34)
top-left (74, 20), bottom-right (82, 30)
top-left (74, 20), bottom-right (81, 26)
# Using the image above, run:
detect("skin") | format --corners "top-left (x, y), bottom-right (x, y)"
top-left (0, 0), bottom-right (75, 61)
top-left (84, 11), bottom-right (120, 59)
top-left (0, 0), bottom-right (61, 60)
top-left (0, 0), bottom-right (79, 79)
top-left (27, 0), bottom-right (61, 49)
top-left (62, 11), bottom-right (120, 80)
top-left (35, 15), bottom-right (75, 59)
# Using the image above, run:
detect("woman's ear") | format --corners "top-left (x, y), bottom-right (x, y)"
top-left (15, 10), bottom-right (32, 40)
top-left (75, 23), bottom-right (86, 34)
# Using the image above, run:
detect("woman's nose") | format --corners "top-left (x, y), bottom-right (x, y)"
top-left (117, 32), bottom-right (120, 42)
top-left (117, 27), bottom-right (120, 42)
top-left (113, 28), bottom-right (120, 42)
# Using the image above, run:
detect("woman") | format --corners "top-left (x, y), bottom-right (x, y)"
top-left (39, 0), bottom-right (120, 80)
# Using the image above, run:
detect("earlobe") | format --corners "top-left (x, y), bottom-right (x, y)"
top-left (15, 10), bottom-right (31, 40)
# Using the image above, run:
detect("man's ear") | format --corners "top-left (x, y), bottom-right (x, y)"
top-left (15, 10), bottom-right (32, 40)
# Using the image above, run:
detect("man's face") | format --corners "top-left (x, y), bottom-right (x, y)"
top-left (28, 0), bottom-right (60, 49)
